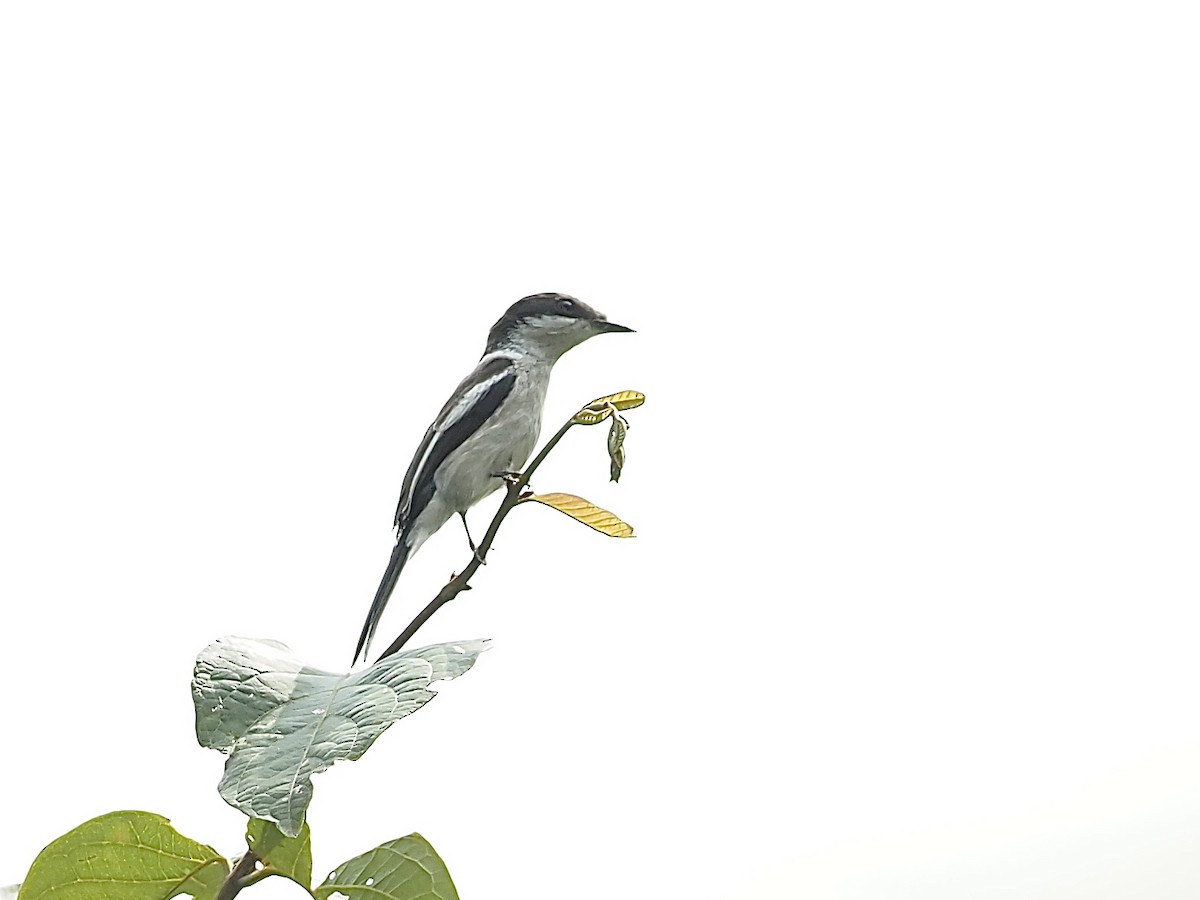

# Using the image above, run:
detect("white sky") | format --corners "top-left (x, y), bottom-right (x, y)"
top-left (2, 2), bottom-right (1198, 899)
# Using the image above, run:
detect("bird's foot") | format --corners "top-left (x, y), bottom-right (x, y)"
top-left (460, 512), bottom-right (486, 564)
top-left (493, 469), bottom-right (524, 487)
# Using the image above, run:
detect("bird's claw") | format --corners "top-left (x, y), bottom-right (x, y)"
top-left (493, 470), bottom-right (524, 486)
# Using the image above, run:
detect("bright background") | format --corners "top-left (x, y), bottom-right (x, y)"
top-left (2, 2), bottom-right (1198, 898)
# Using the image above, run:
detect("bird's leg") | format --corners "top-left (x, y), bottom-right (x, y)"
top-left (493, 469), bottom-right (524, 487)
top-left (460, 511), bottom-right (487, 565)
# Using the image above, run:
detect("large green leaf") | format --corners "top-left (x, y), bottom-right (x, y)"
top-left (315, 834), bottom-right (458, 900)
top-left (247, 818), bottom-right (312, 890)
top-left (193, 636), bottom-right (490, 837)
top-left (17, 811), bottom-right (227, 900)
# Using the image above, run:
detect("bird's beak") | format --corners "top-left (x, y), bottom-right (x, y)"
top-left (597, 320), bottom-right (635, 334)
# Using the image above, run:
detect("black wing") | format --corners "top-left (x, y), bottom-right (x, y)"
top-left (393, 354), bottom-right (517, 530)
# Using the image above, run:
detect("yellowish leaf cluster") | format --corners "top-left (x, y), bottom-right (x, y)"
top-left (572, 390), bottom-right (646, 425)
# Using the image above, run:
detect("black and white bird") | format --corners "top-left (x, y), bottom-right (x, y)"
top-left (353, 293), bottom-right (634, 663)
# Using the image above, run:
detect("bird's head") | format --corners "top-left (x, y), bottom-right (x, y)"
top-left (486, 293), bottom-right (634, 360)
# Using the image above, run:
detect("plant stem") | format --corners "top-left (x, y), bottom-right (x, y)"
top-left (376, 418), bottom-right (577, 660)
top-left (235, 868), bottom-right (276, 889)
top-left (216, 849), bottom-right (260, 900)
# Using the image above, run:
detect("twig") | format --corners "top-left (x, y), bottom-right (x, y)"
top-left (216, 848), bottom-right (260, 900)
top-left (376, 417), bottom-right (577, 660)
top-left (235, 868), bottom-right (275, 889)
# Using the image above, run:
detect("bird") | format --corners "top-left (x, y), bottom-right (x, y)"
top-left (353, 293), bottom-right (634, 663)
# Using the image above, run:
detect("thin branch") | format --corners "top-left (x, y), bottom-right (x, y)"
top-left (376, 417), bottom-right (578, 660)
top-left (216, 848), bottom-right (260, 900)
top-left (235, 867), bottom-right (276, 889)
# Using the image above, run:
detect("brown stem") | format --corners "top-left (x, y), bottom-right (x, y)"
top-left (376, 418), bottom-right (577, 660)
top-left (216, 848), bottom-right (261, 900)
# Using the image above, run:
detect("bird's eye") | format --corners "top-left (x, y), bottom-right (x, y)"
top-left (557, 298), bottom-right (575, 311)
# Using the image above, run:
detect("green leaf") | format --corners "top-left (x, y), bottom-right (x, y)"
top-left (17, 811), bottom-right (227, 900)
top-left (193, 636), bottom-right (490, 837)
top-left (247, 818), bottom-right (312, 890)
top-left (315, 834), bottom-right (458, 900)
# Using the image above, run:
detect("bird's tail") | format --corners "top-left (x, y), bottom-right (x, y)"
top-left (354, 539), bottom-right (411, 665)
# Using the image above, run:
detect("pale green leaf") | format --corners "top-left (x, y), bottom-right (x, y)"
top-left (193, 637), bottom-right (490, 837)
top-left (315, 834), bottom-right (458, 900)
top-left (17, 811), bottom-right (227, 900)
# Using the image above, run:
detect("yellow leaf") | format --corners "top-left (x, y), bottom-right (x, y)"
top-left (573, 390), bottom-right (646, 425)
top-left (519, 492), bottom-right (634, 537)
top-left (573, 405), bottom-right (614, 426)
top-left (593, 389), bottom-right (645, 411)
